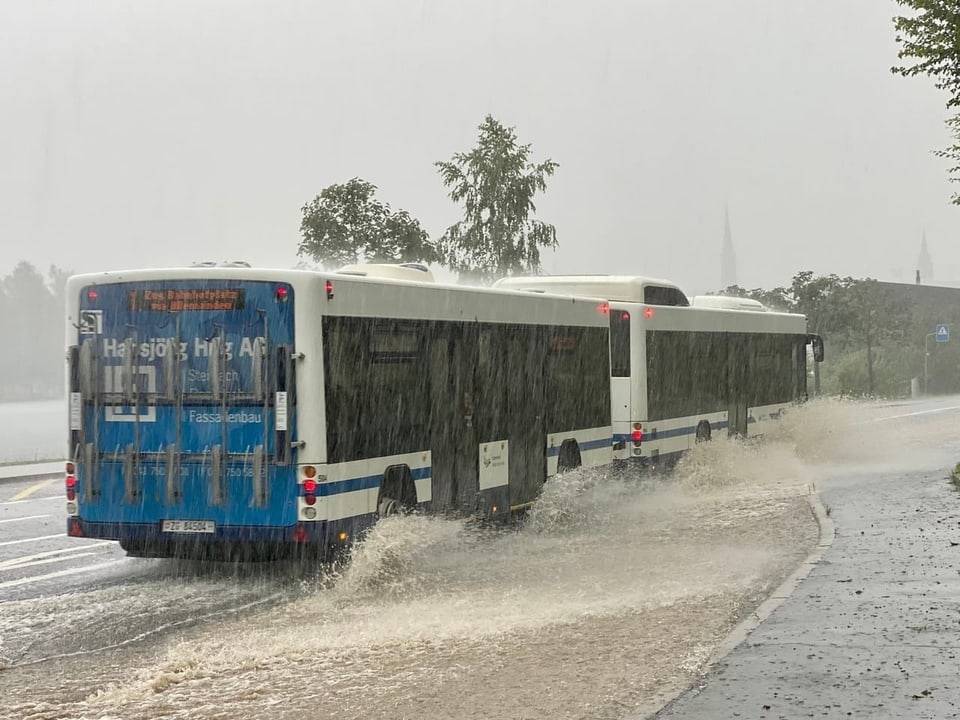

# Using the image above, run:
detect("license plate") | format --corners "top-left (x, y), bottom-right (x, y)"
top-left (162, 520), bottom-right (216, 534)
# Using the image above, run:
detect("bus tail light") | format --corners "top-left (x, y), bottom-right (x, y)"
top-left (303, 479), bottom-right (317, 493)
top-left (304, 494), bottom-right (316, 506)
top-left (66, 461), bottom-right (75, 475)
top-left (632, 422), bottom-right (643, 446)
top-left (326, 280), bottom-right (335, 299)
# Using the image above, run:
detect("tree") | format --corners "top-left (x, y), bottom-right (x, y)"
top-left (298, 178), bottom-right (438, 268)
top-left (893, 2), bottom-right (960, 108)
top-left (436, 115), bottom-right (559, 282)
top-left (832, 278), bottom-right (912, 396)
top-left (893, 2), bottom-right (960, 203)
top-left (1, 261), bottom-right (64, 398)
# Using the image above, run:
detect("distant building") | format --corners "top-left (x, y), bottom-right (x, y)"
top-left (917, 230), bottom-right (933, 284)
top-left (720, 205), bottom-right (737, 289)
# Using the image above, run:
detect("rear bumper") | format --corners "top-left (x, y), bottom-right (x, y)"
top-left (67, 518), bottom-right (329, 544)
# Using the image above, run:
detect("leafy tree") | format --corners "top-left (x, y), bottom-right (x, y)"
top-left (831, 278), bottom-right (912, 396)
top-left (0, 261), bottom-right (67, 399)
top-left (298, 178), bottom-right (438, 268)
top-left (892, 2), bottom-right (960, 108)
top-left (893, 2), bottom-right (960, 202)
top-left (436, 115), bottom-right (559, 282)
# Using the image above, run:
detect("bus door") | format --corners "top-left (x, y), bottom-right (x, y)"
top-left (425, 323), bottom-right (480, 513)
top-left (726, 333), bottom-right (748, 437)
top-left (452, 325), bottom-right (480, 512)
top-left (506, 325), bottom-right (546, 506)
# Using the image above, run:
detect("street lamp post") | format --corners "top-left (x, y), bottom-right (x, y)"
top-left (925, 332), bottom-right (936, 395)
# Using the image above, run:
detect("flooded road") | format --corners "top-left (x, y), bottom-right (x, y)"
top-left (2, 397), bottom-right (945, 720)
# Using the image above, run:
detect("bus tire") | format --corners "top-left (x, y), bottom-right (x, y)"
top-left (377, 464), bottom-right (418, 517)
top-left (695, 420), bottom-right (712, 443)
top-left (557, 440), bottom-right (582, 473)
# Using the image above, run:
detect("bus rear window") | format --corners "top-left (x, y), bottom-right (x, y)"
top-left (643, 286), bottom-right (689, 306)
top-left (610, 310), bottom-right (631, 377)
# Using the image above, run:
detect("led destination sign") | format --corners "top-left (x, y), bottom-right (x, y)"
top-left (127, 288), bottom-right (246, 312)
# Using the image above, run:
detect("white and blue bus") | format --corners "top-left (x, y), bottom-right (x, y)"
top-left (63, 263), bottom-right (612, 559)
top-left (494, 275), bottom-right (823, 467)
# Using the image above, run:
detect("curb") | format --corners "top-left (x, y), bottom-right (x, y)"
top-left (703, 484), bottom-right (835, 664)
top-left (642, 485), bottom-right (836, 719)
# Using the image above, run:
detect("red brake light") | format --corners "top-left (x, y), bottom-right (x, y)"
top-left (598, 302), bottom-right (610, 315)
top-left (325, 280), bottom-right (334, 299)
top-left (643, 307), bottom-right (654, 319)
top-left (66, 475), bottom-right (77, 488)
top-left (66, 489), bottom-right (76, 501)
top-left (622, 312), bottom-right (630, 321)
top-left (87, 289), bottom-right (98, 301)
top-left (303, 479), bottom-right (317, 493)
top-left (276, 286), bottom-right (289, 301)
top-left (304, 494), bottom-right (316, 506)
top-left (632, 429), bottom-right (643, 445)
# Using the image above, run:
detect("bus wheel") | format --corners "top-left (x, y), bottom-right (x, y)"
top-left (695, 420), bottom-right (712, 443)
top-left (378, 497), bottom-right (401, 517)
top-left (377, 464), bottom-right (418, 517)
top-left (557, 440), bottom-right (582, 473)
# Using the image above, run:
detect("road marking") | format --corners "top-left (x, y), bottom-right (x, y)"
top-left (0, 514), bottom-right (51, 525)
top-left (872, 405), bottom-right (960, 422)
top-left (0, 533), bottom-right (64, 548)
top-left (0, 560), bottom-right (125, 591)
top-left (3, 552), bottom-right (99, 572)
top-left (8, 476), bottom-right (59, 502)
top-left (0, 495), bottom-right (63, 507)
top-left (0, 541), bottom-right (113, 571)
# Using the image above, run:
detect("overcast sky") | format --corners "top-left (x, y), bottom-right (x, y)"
top-left (0, 0), bottom-right (955, 295)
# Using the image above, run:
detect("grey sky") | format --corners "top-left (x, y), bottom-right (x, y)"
top-left (1, 0), bottom-right (954, 295)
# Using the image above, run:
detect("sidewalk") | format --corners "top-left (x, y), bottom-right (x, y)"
top-left (649, 464), bottom-right (960, 719)
top-left (0, 460), bottom-right (63, 481)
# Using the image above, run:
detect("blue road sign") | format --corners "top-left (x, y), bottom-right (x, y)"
top-left (936, 324), bottom-right (950, 343)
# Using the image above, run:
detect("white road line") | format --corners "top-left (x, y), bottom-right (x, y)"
top-left (0, 496), bottom-right (63, 507)
top-left (0, 533), bottom-right (64, 547)
top-left (0, 514), bottom-right (51, 525)
top-left (3, 552), bottom-right (98, 571)
top-left (0, 541), bottom-right (113, 571)
top-left (872, 405), bottom-right (960, 422)
top-left (0, 560), bottom-right (126, 591)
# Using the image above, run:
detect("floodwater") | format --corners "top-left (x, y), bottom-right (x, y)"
top-left (2, 397), bottom-right (945, 720)
top-left (0, 399), bottom-right (64, 464)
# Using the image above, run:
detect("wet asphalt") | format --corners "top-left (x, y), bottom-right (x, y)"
top-left (650, 465), bottom-right (960, 720)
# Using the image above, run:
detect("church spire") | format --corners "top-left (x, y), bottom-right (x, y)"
top-left (917, 229), bottom-right (933, 284)
top-left (720, 204), bottom-right (738, 290)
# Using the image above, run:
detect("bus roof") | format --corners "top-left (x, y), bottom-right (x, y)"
top-left (690, 295), bottom-right (768, 312)
top-left (335, 263), bottom-right (435, 282)
top-left (66, 266), bottom-right (612, 327)
top-left (493, 274), bottom-right (689, 306)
